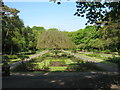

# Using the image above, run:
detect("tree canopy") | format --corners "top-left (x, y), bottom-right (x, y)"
top-left (2, 3), bottom-right (45, 54)
top-left (75, 1), bottom-right (120, 26)
top-left (36, 30), bottom-right (75, 49)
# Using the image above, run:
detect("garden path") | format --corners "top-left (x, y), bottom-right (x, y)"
top-left (10, 50), bottom-right (49, 69)
top-left (62, 50), bottom-right (118, 72)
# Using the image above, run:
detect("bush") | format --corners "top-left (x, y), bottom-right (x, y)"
top-left (3, 55), bottom-right (18, 59)
top-left (31, 51), bottom-right (36, 54)
top-left (18, 55), bottom-right (29, 60)
top-left (11, 61), bottom-right (35, 72)
top-left (66, 60), bottom-right (105, 72)
top-left (102, 50), bottom-right (111, 54)
top-left (61, 54), bottom-right (67, 57)
top-left (86, 53), bottom-right (101, 58)
top-left (106, 57), bottom-right (120, 64)
top-left (70, 57), bottom-right (81, 62)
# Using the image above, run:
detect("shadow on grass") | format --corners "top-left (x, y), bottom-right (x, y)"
top-left (66, 61), bottom-right (105, 72)
top-left (105, 57), bottom-right (120, 64)
top-left (104, 56), bottom-right (120, 73)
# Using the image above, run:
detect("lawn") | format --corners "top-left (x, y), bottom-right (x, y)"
top-left (76, 52), bottom-right (118, 67)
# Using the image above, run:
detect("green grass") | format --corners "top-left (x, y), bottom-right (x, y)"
top-left (49, 67), bottom-right (67, 71)
top-left (64, 59), bottom-right (74, 64)
top-left (33, 60), bottom-right (51, 69)
top-left (76, 53), bottom-right (118, 67)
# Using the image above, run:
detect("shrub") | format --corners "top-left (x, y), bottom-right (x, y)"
top-left (18, 55), bottom-right (29, 60)
top-left (3, 55), bottom-right (18, 59)
top-left (66, 60), bottom-right (105, 72)
top-left (106, 57), bottom-right (120, 64)
top-left (11, 61), bottom-right (35, 72)
top-left (61, 54), bottom-right (67, 57)
top-left (31, 51), bottom-right (36, 54)
top-left (86, 53), bottom-right (101, 58)
top-left (102, 50), bottom-right (111, 54)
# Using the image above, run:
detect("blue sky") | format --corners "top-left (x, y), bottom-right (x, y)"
top-left (4, 2), bottom-right (88, 31)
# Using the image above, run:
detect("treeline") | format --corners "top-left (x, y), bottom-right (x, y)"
top-left (2, 3), bottom-right (120, 55)
top-left (2, 4), bottom-right (45, 54)
top-left (65, 24), bottom-right (120, 54)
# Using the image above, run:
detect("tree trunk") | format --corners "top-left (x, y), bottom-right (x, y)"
top-left (10, 45), bottom-right (13, 55)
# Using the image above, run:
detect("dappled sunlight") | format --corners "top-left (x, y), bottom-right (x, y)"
top-left (2, 1), bottom-right (120, 89)
top-left (3, 71), bottom-right (120, 88)
top-left (43, 72), bottom-right (50, 75)
top-left (50, 79), bottom-right (65, 86)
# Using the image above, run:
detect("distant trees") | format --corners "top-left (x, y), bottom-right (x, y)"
top-left (2, 1), bottom-right (120, 56)
top-left (36, 30), bottom-right (75, 50)
top-left (65, 25), bottom-right (120, 55)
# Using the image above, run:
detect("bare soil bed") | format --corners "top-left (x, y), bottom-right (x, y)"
top-left (50, 61), bottom-right (67, 67)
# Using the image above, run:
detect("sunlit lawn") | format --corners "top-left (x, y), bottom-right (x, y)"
top-left (49, 67), bottom-right (67, 71)
top-left (76, 52), bottom-right (118, 67)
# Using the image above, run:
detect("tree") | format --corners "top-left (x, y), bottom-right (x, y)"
top-left (48, 28), bottom-right (59, 31)
top-left (50, 0), bottom-right (120, 26)
top-left (98, 19), bottom-right (120, 55)
top-left (32, 26), bottom-right (45, 32)
top-left (37, 30), bottom-right (75, 57)
top-left (75, 1), bottom-right (120, 26)
top-left (2, 3), bottom-right (25, 54)
top-left (37, 30), bottom-right (75, 49)
top-left (2, 3), bottom-right (40, 54)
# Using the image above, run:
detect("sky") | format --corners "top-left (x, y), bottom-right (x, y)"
top-left (4, 1), bottom-right (88, 32)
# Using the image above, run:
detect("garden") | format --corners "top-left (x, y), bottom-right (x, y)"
top-left (11, 51), bottom-right (105, 72)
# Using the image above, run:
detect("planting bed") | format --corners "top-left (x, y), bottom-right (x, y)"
top-left (11, 51), bottom-right (106, 72)
top-left (50, 61), bottom-right (66, 66)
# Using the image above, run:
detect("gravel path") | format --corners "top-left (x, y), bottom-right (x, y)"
top-left (62, 50), bottom-right (118, 72)
top-left (10, 50), bottom-right (49, 69)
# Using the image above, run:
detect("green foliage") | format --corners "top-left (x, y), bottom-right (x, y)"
top-left (2, 3), bottom-right (46, 55)
top-left (48, 28), bottom-right (58, 31)
top-left (75, 2), bottom-right (120, 26)
top-left (86, 53), bottom-right (101, 58)
top-left (105, 57), bottom-right (120, 64)
top-left (67, 61), bottom-right (105, 72)
top-left (67, 26), bottom-right (97, 45)
top-left (101, 50), bottom-right (111, 54)
top-left (11, 61), bottom-right (35, 72)
top-left (37, 30), bottom-right (75, 49)
top-left (32, 26), bottom-right (45, 32)
top-left (3, 55), bottom-right (18, 59)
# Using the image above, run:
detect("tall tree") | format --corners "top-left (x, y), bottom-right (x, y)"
top-left (2, 3), bottom-right (24, 54)
top-left (37, 30), bottom-right (75, 49)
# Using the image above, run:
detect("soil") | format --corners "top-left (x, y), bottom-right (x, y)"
top-left (50, 61), bottom-right (67, 67)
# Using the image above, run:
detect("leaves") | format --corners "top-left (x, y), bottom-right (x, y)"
top-left (37, 30), bottom-right (75, 49)
top-left (75, 2), bottom-right (120, 26)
